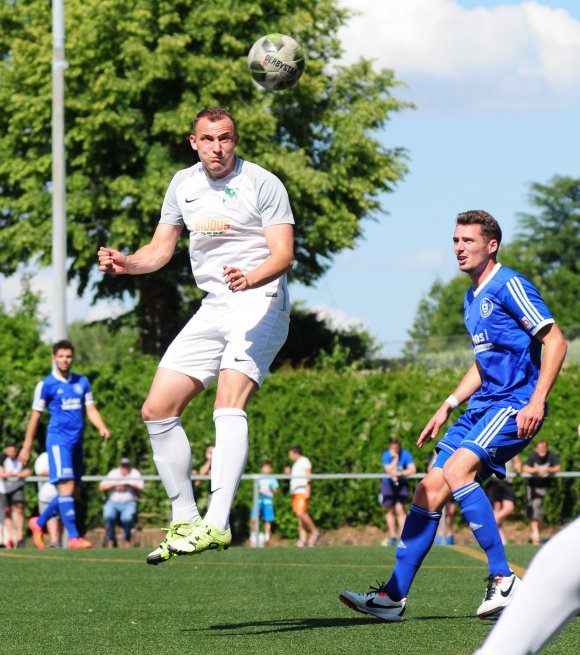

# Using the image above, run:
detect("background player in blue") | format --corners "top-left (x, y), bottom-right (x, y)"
top-left (340, 210), bottom-right (568, 622)
top-left (20, 340), bottom-right (111, 549)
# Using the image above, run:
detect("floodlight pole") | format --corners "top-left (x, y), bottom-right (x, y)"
top-left (52, 0), bottom-right (68, 340)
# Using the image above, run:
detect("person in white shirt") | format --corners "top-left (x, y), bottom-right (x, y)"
top-left (0, 442), bottom-right (30, 548)
top-left (288, 446), bottom-right (319, 547)
top-left (99, 457), bottom-right (144, 548)
top-left (34, 452), bottom-right (65, 547)
top-left (97, 105), bottom-right (294, 565)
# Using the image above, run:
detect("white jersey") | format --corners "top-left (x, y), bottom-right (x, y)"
top-left (0, 455), bottom-right (25, 494)
top-left (159, 157), bottom-right (294, 298)
top-left (290, 456), bottom-right (312, 495)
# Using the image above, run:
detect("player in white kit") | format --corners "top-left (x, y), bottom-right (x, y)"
top-left (98, 107), bottom-right (294, 564)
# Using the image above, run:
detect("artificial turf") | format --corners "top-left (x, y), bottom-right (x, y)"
top-left (2, 543), bottom-right (578, 655)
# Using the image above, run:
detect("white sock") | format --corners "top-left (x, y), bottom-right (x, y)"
top-left (145, 417), bottom-right (200, 524)
top-left (204, 408), bottom-right (249, 531)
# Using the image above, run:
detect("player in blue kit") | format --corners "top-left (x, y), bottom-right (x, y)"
top-left (20, 340), bottom-right (111, 549)
top-left (340, 210), bottom-right (568, 622)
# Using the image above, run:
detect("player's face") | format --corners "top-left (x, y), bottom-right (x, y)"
top-left (453, 224), bottom-right (498, 278)
top-left (190, 117), bottom-right (240, 179)
top-left (53, 348), bottom-right (74, 375)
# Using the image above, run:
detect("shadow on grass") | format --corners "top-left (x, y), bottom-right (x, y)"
top-left (183, 614), bottom-right (476, 636)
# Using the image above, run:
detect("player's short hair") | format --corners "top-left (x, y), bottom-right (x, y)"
top-left (456, 210), bottom-right (502, 246)
top-left (193, 106), bottom-right (238, 135)
top-left (52, 339), bottom-right (75, 355)
top-left (289, 445), bottom-right (302, 455)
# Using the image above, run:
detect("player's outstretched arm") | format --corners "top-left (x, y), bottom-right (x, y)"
top-left (516, 323), bottom-right (567, 439)
top-left (417, 362), bottom-right (482, 447)
top-left (223, 223), bottom-right (294, 292)
top-left (98, 224), bottom-right (183, 276)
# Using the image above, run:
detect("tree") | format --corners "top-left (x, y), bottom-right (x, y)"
top-left (407, 176), bottom-right (580, 349)
top-left (405, 276), bottom-right (470, 355)
top-left (504, 175), bottom-right (580, 327)
top-left (0, 0), bottom-right (411, 354)
top-left (274, 304), bottom-right (381, 370)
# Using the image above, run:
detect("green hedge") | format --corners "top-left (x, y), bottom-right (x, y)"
top-left (2, 310), bottom-right (578, 538)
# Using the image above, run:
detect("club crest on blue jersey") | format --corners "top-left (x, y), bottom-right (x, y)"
top-left (480, 298), bottom-right (494, 318)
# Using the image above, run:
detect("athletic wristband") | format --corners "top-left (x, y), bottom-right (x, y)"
top-left (445, 394), bottom-right (459, 410)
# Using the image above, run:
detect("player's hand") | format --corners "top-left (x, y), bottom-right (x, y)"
top-left (18, 447), bottom-right (31, 465)
top-left (100, 428), bottom-right (111, 442)
top-left (223, 265), bottom-right (251, 292)
top-left (417, 404), bottom-right (452, 448)
top-left (98, 247), bottom-right (128, 274)
top-left (515, 400), bottom-right (544, 439)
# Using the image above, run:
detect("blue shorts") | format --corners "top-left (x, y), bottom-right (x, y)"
top-left (250, 499), bottom-right (275, 522)
top-left (47, 441), bottom-right (83, 484)
top-left (434, 406), bottom-right (536, 482)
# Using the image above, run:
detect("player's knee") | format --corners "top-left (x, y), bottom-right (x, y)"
top-left (413, 476), bottom-right (449, 511)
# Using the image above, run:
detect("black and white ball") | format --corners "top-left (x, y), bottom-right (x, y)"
top-left (247, 33), bottom-right (305, 91)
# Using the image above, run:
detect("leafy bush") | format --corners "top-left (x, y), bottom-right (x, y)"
top-left (3, 309), bottom-right (577, 538)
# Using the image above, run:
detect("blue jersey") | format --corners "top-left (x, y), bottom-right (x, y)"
top-left (464, 264), bottom-right (554, 411)
top-left (32, 372), bottom-right (94, 445)
top-left (382, 448), bottom-right (414, 482)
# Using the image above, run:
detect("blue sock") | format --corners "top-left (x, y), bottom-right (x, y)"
top-left (58, 495), bottom-right (80, 539)
top-left (454, 482), bottom-right (510, 576)
top-left (384, 504), bottom-right (441, 600)
top-left (37, 496), bottom-right (60, 529)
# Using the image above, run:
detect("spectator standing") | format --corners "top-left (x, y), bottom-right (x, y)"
top-left (21, 339), bottom-right (111, 550)
top-left (0, 442), bottom-right (31, 548)
top-left (524, 440), bottom-right (561, 545)
top-left (287, 446), bottom-right (319, 547)
top-left (99, 457), bottom-right (144, 548)
top-left (250, 460), bottom-right (278, 545)
top-left (380, 438), bottom-right (417, 546)
top-left (486, 455), bottom-right (521, 544)
top-left (34, 451), bottom-right (65, 548)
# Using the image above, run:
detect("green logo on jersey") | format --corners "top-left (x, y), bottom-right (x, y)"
top-left (223, 186), bottom-right (239, 208)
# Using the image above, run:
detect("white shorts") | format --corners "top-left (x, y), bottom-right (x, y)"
top-left (159, 291), bottom-right (290, 387)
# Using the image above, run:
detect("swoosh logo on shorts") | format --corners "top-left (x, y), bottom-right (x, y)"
top-left (234, 357), bottom-right (250, 362)
top-left (185, 197), bottom-right (199, 203)
top-left (500, 578), bottom-right (516, 597)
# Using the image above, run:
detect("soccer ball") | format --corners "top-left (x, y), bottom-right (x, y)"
top-left (247, 33), bottom-right (305, 91)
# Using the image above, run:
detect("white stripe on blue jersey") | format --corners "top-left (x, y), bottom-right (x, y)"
top-left (506, 277), bottom-right (544, 325)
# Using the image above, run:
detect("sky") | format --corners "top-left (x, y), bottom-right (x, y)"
top-left (2, 0), bottom-right (580, 355)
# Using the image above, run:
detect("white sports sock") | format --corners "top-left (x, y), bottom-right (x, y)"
top-left (204, 408), bottom-right (249, 531)
top-left (145, 417), bottom-right (199, 524)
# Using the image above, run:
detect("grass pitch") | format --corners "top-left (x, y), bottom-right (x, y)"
top-left (2, 544), bottom-right (578, 655)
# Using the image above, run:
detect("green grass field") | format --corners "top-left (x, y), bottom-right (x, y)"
top-left (2, 544), bottom-right (578, 655)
